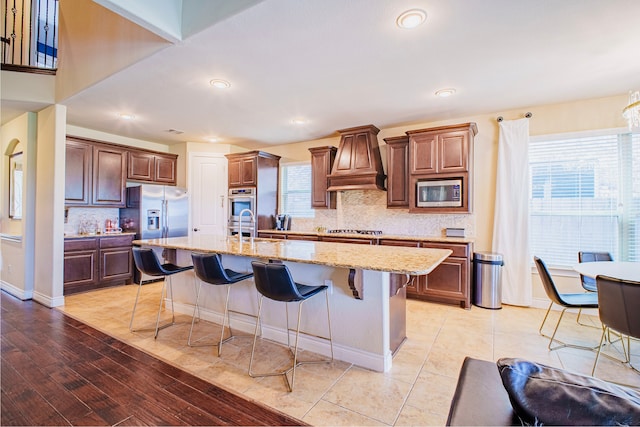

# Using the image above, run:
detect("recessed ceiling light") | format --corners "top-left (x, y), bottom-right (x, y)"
top-left (396, 9), bottom-right (426, 29)
top-left (435, 88), bottom-right (456, 98)
top-left (206, 136), bottom-right (220, 143)
top-left (291, 118), bottom-right (307, 125)
top-left (119, 113), bottom-right (136, 120)
top-left (209, 79), bottom-right (231, 89)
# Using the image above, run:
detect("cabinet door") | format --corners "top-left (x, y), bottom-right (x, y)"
top-left (385, 138), bottom-right (409, 207)
top-left (228, 159), bottom-right (242, 187)
top-left (128, 151), bottom-right (154, 182)
top-left (309, 147), bottom-right (336, 209)
top-left (100, 247), bottom-right (133, 282)
top-left (93, 146), bottom-right (127, 206)
top-left (240, 157), bottom-right (257, 186)
top-left (155, 154), bottom-right (177, 185)
top-left (65, 140), bottom-right (92, 205)
top-left (410, 133), bottom-right (437, 174)
top-left (422, 257), bottom-right (469, 307)
top-left (439, 131), bottom-right (469, 172)
top-left (64, 250), bottom-right (98, 290)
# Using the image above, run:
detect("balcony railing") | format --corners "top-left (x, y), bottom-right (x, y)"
top-left (1, 0), bottom-right (58, 72)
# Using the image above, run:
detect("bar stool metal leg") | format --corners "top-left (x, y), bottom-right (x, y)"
top-left (248, 288), bottom-right (333, 392)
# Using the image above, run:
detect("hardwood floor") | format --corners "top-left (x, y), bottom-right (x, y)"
top-left (0, 291), bottom-right (305, 426)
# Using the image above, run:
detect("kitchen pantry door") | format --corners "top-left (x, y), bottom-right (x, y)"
top-left (189, 153), bottom-right (227, 235)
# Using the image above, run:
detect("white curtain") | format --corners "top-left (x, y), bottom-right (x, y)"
top-left (493, 118), bottom-right (532, 306)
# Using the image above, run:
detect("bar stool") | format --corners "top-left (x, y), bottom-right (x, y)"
top-left (249, 260), bottom-right (333, 392)
top-left (188, 252), bottom-right (254, 356)
top-left (130, 247), bottom-right (194, 339)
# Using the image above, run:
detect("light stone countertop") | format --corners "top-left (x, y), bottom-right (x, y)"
top-left (134, 235), bottom-right (452, 275)
top-left (257, 229), bottom-right (474, 244)
top-left (64, 232), bottom-right (136, 239)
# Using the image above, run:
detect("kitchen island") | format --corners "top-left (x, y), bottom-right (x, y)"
top-left (134, 235), bottom-right (451, 372)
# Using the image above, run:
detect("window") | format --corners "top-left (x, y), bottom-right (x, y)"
top-left (529, 129), bottom-right (639, 267)
top-left (280, 163), bottom-right (314, 218)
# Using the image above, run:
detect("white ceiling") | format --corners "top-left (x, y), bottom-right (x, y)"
top-left (45, 0), bottom-right (640, 148)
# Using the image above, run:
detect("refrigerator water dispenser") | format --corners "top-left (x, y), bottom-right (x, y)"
top-left (147, 209), bottom-right (160, 230)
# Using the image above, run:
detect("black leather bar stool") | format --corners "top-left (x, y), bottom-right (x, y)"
top-left (130, 247), bottom-right (194, 339)
top-left (188, 252), bottom-right (254, 356)
top-left (249, 260), bottom-right (333, 392)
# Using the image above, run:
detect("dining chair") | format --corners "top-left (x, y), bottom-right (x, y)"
top-left (592, 275), bottom-right (640, 376)
top-left (248, 260), bottom-right (333, 392)
top-left (130, 247), bottom-right (194, 339)
top-left (188, 252), bottom-right (254, 356)
top-left (576, 251), bottom-right (613, 326)
top-left (534, 256), bottom-right (599, 351)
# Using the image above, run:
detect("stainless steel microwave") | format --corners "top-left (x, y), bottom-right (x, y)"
top-left (416, 178), bottom-right (462, 207)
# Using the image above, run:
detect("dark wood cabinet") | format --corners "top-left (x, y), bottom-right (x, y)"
top-left (63, 238), bottom-right (98, 293)
top-left (92, 145), bottom-right (127, 207)
top-left (384, 136), bottom-right (410, 208)
top-left (378, 238), bottom-right (472, 309)
top-left (64, 235), bottom-right (134, 295)
top-left (225, 151), bottom-right (281, 231)
top-left (227, 154), bottom-right (258, 187)
top-left (320, 236), bottom-right (376, 245)
top-left (65, 136), bottom-right (127, 207)
top-left (286, 234), bottom-right (319, 241)
top-left (406, 123), bottom-right (477, 214)
top-left (65, 139), bottom-right (92, 206)
top-left (407, 125), bottom-right (474, 174)
top-left (309, 146), bottom-right (337, 209)
top-left (127, 150), bottom-right (177, 185)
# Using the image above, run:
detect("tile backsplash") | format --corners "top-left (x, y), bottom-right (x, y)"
top-left (65, 207), bottom-right (120, 235)
top-left (292, 190), bottom-right (475, 238)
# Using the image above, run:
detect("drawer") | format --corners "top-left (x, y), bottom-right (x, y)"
top-left (419, 241), bottom-right (469, 258)
top-left (379, 239), bottom-right (420, 248)
top-left (100, 235), bottom-right (134, 249)
top-left (64, 238), bottom-right (98, 251)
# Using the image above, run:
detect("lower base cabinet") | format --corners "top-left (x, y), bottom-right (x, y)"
top-left (64, 235), bottom-right (134, 295)
top-left (258, 232), bottom-right (473, 309)
top-left (379, 239), bottom-right (472, 309)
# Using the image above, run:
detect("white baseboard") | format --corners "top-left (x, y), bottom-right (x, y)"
top-left (32, 291), bottom-right (65, 308)
top-left (172, 300), bottom-right (390, 372)
top-left (1, 281), bottom-right (33, 300)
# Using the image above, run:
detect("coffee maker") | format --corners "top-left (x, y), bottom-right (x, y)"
top-left (275, 214), bottom-right (291, 231)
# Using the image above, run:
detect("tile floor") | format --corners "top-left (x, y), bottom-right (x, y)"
top-left (59, 283), bottom-right (639, 426)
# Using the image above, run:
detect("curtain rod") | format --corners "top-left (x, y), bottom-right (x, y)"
top-left (497, 112), bottom-right (532, 122)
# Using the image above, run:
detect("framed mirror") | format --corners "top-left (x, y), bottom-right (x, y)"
top-left (9, 151), bottom-right (23, 219)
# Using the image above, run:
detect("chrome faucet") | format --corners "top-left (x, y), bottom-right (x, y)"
top-left (238, 208), bottom-right (255, 240)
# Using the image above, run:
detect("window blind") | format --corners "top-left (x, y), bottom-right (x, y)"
top-left (529, 131), bottom-right (639, 267)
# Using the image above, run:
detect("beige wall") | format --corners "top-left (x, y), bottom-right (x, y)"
top-left (0, 112), bottom-right (37, 299)
top-left (56, 0), bottom-right (170, 102)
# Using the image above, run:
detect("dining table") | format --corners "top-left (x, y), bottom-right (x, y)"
top-left (573, 261), bottom-right (640, 282)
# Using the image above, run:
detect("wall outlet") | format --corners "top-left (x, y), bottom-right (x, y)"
top-left (324, 279), bottom-right (333, 295)
top-left (7, 264), bottom-right (12, 273)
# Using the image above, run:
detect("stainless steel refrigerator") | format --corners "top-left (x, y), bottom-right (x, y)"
top-left (120, 184), bottom-right (188, 282)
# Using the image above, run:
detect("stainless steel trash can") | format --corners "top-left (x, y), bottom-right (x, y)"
top-left (473, 252), bottom-right (504, 309)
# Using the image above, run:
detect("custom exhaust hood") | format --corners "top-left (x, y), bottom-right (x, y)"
top-left (326, 124), bottom-right (386, 191)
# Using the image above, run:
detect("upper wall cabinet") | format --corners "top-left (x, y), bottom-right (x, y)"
top-left (225, 151), bottom-right (280, 189)
top-left (65, 138), bottom-right (92, 205)
top-left (65, 136), bottom-right (126, 207)
top-left (127, 150), bottom-right (177, 185)
top-left (309, 146), bottom-right (337, 209)
top-left (405, 123), bottom-right (477, 214)
top-left (406, 123), bottom-right (477, 175)
top-left (384, 136), bottom-right (409, 208)
top-left (92, 145), bottom-right (127, 206)
top-left (66, 136), bottom-right (176, 208)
